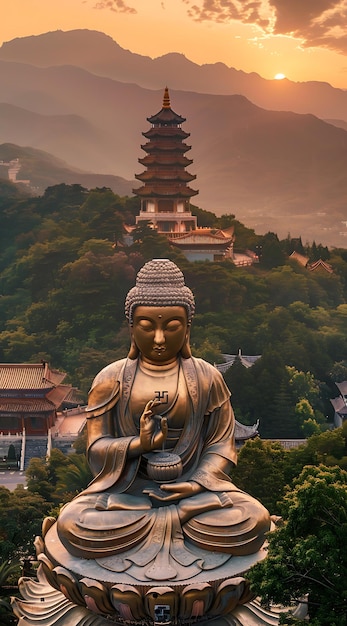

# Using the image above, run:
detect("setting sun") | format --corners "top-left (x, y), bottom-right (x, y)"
top-left (274, 73), bottom-right (286, 80)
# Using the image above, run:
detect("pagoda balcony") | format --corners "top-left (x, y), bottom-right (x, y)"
top-left (143, 128), bottom-right (190, 139)
top-left (137, 210), bottom-right (196, 219)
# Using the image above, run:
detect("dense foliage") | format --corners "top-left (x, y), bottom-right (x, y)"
top-left (1, 181), bottom-right (347, 439)
top-left (0, 559), bottom-right (20, 625)
top-left (232, 421), bottom-right (347, 513)
top-left (248, 464), bottom-right (347, 625)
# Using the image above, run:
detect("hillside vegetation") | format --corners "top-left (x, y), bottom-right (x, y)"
top-left (0, 181), bottom-right (347, 439)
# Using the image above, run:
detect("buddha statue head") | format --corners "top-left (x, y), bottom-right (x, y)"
top-left (125, 259), bottom-right (195, 361)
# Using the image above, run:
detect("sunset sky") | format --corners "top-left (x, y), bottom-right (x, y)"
top-left (2, 0), bottom-right (347, 88)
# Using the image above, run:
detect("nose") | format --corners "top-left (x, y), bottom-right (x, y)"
top-left (153, 328), bottom-right (165, 345)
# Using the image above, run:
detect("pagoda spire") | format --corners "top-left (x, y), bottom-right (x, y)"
top-left (163, 86), bottom-right (170, 109)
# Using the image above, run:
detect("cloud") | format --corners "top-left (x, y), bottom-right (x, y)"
top-left (182, 1), bottom-right (270, 29)
top-left (182, 0), bottom-right (347, 54)
top-left (93, 0), bottom-right (137, 13)
top-left (270, 0), bottom-right (347, 53)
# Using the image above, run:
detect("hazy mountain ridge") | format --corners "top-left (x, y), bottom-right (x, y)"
top-left (1, 31), bottom-right (347, 246)
top-left (1, 29), bottom-right (347, 122)
top-left (0, 143), bottom-right (135, 196)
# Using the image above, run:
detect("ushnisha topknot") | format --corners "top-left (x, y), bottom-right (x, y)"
top-left (125, 259), bottom-right (195, 325)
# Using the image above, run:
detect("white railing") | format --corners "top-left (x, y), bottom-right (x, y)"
top-left (20, 428), bottom-right (26, 471)
top-left (265, 439), bottom-right (307, 449)
top-left (136, 212), bottom-right (196, 220)
top-left (47, 428), bottom-right (52, 458)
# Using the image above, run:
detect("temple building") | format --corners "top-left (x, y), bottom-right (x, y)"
top-left (0, 362), bottom-right (83, 436)
top-left (290, 251), bottom-right (333, 274)
top-left (170, 227), bottom-right (235, 262)
top-left (134, 87), bottom-right (198, 235)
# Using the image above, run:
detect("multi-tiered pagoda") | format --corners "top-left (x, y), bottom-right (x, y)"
top-left (134, 87), bottom-right (198, 235)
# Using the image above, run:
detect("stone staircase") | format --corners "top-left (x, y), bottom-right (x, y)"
top-left (24, 437), bottom-right (49, 469)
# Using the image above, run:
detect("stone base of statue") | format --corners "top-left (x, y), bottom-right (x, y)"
top-left (11, 518), bottom-right (306, 626)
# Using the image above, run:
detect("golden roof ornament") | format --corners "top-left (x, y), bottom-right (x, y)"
top-left (163, 86), bottom-right (171, 108)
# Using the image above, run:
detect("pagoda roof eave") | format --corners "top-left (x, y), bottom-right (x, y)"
top-left (140, 144), bottom-right (191, 153)
top-left (147, 109), bottom-right (186, 125)
top-left (138, 156), bottom-right (193, 166)
top-left (234, 420), bottom-right (259, 441)
top-left (135, 172), bottom-right (197, 182)
top-left (133, 187), bottom-right (199, 198)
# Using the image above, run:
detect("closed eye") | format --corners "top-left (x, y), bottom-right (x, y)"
top-left (165, 320), bottom-right (184, 331)
top-left (137, 320), bottom-right (154, 331)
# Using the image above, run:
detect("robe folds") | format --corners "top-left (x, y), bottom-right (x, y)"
top-left (85, 356), bottom-right (237, 494)
top-left (56, 356), bottom-right (271, 569)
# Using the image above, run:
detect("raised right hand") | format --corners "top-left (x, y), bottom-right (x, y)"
top-left (139, 399), bottom-right (168, 452)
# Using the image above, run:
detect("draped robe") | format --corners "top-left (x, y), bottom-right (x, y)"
top-left (57, 356), bottom-right (270, 579)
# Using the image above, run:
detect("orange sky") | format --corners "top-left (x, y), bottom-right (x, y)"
top-left (2, 0), bottom-right (347, 88)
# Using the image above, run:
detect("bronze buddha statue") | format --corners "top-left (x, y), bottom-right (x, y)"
top-left (55, 259), bottom-right (270, 577)
top-left (15, 259), bottom-right (273, 625)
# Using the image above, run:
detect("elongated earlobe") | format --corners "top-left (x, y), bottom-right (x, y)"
top-left (180, 329), bottom-right (192, 359)
top-left (128, 332), bottom-right (139, 359)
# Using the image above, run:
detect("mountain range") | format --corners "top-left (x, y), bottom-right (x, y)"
top-left (0, 29), bottom-right (347, 247)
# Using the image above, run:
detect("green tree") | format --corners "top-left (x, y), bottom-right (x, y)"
top-left (25, 457), bottom-right (55, 502)
top-left (248, 465), bottom-right (347, 625)
top-left (295, 399), bottom-right (322, 436)
top-left (190, 204), bottom-right (219, 227)
top-left (329, 360), bottom-right (347, 382)
top-left (260, 232), bottom-right (286, 269)
top-left (223, 359), bottom-right (256, 424)
top-left (26, 449), bottom-right (68, 503)
top-left (232, 438), bottom-right (288, 513)
top-left (40, 183), bottom-right (87, 212)
top-left (250, 349), bottom-right (298, 437)
top-left (192, 338), bottom-right (221, 364)
top-left (267, 267), bottom-right (309, 307)
top-left (305, 428), bottom-right (346, 467)
top-left (79, 188), bottom-right (125, 242)
top-left (0, 486), bottom-right (49, 561)
top-left (301, 418), bottom-right (321, 438)
top-left (215, 213), bottom-right (236, 229)
top-left (0, 326), bottom-right (38, 362)
top-left (130, 224), bottom-right (173, 260)
top-left (55, 453), bottom-right (93, 502)
top-left (0, 559), bottom-right (20, 626)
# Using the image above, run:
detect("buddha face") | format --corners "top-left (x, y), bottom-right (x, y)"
top-left (132, 306), bottom-right (188, 365)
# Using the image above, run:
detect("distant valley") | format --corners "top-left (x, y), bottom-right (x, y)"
top-left (0, 29), bottom-right (347, 248)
